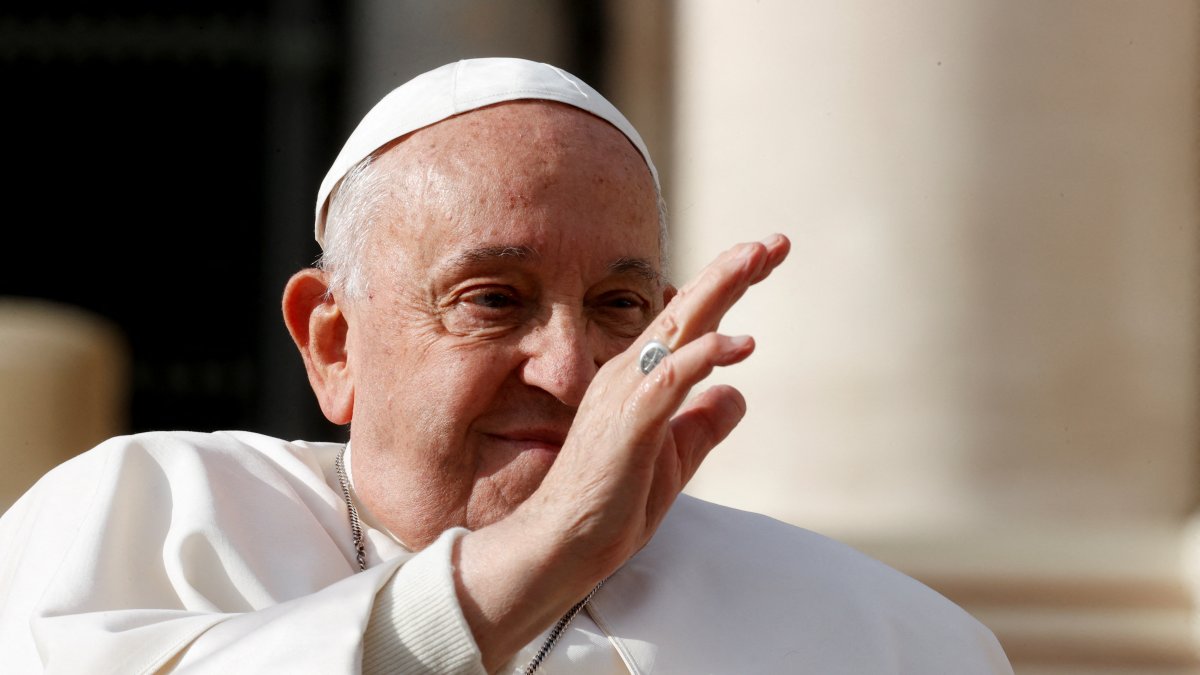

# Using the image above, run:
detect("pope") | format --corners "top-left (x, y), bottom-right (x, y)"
top-left (0, 58), bottom-right (1012, 674)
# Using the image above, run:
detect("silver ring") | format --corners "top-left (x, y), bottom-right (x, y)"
top-left (638, 340), bottom-right (671, 375)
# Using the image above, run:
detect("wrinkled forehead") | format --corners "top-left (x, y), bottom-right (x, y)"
top-left (316, 57), bottom-right (659, 249)
top-left (366, 102), bottom-right (662, 262)
top-left (373, 101), bottom-right (652, 191)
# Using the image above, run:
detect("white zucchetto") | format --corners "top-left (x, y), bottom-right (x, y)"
top-left (314, 57), bottom-right (659, 249)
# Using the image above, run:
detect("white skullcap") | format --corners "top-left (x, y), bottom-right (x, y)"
top-left (314, 57), bottom-right (659, 249)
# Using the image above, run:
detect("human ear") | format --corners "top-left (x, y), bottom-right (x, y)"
top-left (282, 269), bottom-right (354, 424)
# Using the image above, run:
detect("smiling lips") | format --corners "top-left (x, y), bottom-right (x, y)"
top-left (487, 428), bottom-right (568, 452)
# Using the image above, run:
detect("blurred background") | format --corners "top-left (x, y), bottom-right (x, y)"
top-left (1, 1), bottom-right (1196, 673)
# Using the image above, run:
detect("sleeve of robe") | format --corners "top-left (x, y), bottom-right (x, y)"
top-left (0, 431), bottom-right (487, 675)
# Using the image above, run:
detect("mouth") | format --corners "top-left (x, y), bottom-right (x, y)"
top-left (484, 428), bottom-right (567, 454)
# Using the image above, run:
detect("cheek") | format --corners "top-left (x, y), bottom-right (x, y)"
top-left (398, 341), bottom-right (522, 425)
top-left (592, 328), bottom-right (637, 366)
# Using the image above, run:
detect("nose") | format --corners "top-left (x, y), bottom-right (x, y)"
top-left (518, 305), bottom-right (599, 408)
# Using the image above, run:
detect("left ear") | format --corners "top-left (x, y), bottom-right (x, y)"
top-left (282, 269), bottom-right (354, 424)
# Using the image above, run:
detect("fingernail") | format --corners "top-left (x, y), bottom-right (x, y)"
top-left (730, 335), bottom-right (753, 349)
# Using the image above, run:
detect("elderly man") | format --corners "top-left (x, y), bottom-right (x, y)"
top-left (0, 58), bottom-right (1010, 674)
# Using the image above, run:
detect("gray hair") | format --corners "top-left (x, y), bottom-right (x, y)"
top-left (318, 153), bottom-right (669, 299)
top-left (318, 154), bottom-right (390, 299)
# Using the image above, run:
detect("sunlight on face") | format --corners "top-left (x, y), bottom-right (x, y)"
top-left (344, 102), bottom-right (664, 546)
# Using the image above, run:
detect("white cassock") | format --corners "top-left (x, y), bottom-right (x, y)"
top-left (0, 431), bottom-right (1012, 674)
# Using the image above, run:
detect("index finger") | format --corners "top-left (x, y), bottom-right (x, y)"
top-left (651, 233), bottom-right (790, 352)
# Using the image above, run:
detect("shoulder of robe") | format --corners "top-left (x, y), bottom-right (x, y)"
top-left (1, 429), bottom-right (348, 562)
top-left (4, 427), bottom-right (350, 542)
top-left (592, 494), bottom-right (1012, 674)
top-left (0, 432), bottom-right (372, 673)
top-left (5, 430), bottom-right (340, 509)
top-left (657, 494), bottom-right (969, 615)
top-left (1, 431), bottom-right (356, 616)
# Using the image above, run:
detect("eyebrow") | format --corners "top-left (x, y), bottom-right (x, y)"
top-left (441, 245), bottom-right (662, 283)
top-left (609, 256), bottom-right (662, 284)
top-left (443, 245), bottom-right (537, 271)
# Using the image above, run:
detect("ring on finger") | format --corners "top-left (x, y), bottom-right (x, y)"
top-left (638, 340), bottom-right (672, 375)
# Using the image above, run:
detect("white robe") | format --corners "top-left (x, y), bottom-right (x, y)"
top-left (0, 431), bottom-right (1012, 674)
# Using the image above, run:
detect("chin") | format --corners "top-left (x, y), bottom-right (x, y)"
top-left (464, 458), bottom-right (555, 530)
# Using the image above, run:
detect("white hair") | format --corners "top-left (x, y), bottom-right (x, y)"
top-left (318, 153), bottom-right (669, 299)
top-left (318, 154), bottom-right (391, 299)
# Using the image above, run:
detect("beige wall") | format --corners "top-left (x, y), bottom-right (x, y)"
top-left (671, 0), bottom-right (1200, 534)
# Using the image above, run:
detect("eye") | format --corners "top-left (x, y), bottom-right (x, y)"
top-left (605, 296), bottom-right (639, 310)
top-left (470, 290), bottom-right (518, 309)
top-left (456, 287), bottom-right (525, 317)
top-left (441, 286), bottom-right (527, 336)
top-left (591, 291), bottom-right (652, 338)
top-left (596, 291), bottom-right (645, 312)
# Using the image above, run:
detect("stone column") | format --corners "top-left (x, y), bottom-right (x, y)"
top-left (0, 300), bottom-right (127, 510)
top-left (668, 1), bottom-right (1199, 671)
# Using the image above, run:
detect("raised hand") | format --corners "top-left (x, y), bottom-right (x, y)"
top-left (534, 233), bottom-right (791, 574)
top-left (456, 234), bottom-right (790, 671)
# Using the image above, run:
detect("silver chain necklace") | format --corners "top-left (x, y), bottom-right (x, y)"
top-left (334, 446), bottom-right (602, 674)
top-left (334, 447), bottom-right (368, 571)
